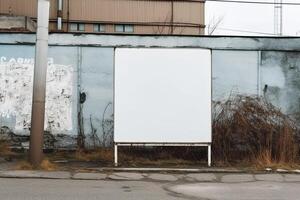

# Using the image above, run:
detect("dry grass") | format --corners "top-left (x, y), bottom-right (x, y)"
top-left (0, 141), bottom-right (14, 157)
top-left (47, 147), bottom-right (206, 167)
top-left (75, 148), bottom-right (113, 162)
top-left (15, 159), bottom-right (57, 171)
top-left (40, 159), bottom-right (57, 171)
top-left (15, 161), bottom-right (33, 170)
top-left (119, 156), bottom-right (205, 167)
top-left (117, 146), bottom-right (207, 167)
top-left (253, 150), bottom-right (300, 170)
top-left (213, 95), bottom-right (300, 168)
top-left (6, 94), bottom-right (300, 169)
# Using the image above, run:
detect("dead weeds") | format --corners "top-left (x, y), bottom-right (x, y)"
top-left (0, 141), bottom-right (14, 157)
top-left (4, 94), bottom-right (300, 169)
top-left (40, 159), bottom-right (58, 171)
top-left (15, 159), bottom-right (57, 171)
top-left (15, 161), bottom-right (33, 170)
top-left (75, 148), bottom-right (113, 162)
top-left (213, 95), bottom-right (300, 168)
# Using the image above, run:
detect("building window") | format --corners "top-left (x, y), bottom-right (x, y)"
top-left (93, 24), bottom-right (105, 32)
top-left (78, 24), bottom-right (85, 31)
top-left (115, 24), bottom-right (134, 33)
top-left (70, 23), bottom-right (85, 31)
top-left (124, 25), bottom-right (134, 32)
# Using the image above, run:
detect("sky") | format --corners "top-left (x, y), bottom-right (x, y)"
top-left (205, 0), bottom-right (300, 36)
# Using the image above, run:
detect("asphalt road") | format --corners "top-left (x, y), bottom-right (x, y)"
top-left (0, 178), bottom-right (181, 200)
top-left (168, 181), bottom-right (300, 200)
top-left (0, 178), bottom-right (300, 200)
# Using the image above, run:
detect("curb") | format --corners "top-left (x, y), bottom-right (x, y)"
top-left (90, 167), bottom-right (300, 174)
top-left (92, 167), bottom-right (248, 173)
top-left (0, 169), bottom-right (299, 182)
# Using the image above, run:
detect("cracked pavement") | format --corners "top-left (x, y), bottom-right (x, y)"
top-left (0, 171), bottom-right (300, 199)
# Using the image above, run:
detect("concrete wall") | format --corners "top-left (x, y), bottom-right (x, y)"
top-left (0, 34), bottom-right (300, 147)
top-left (0, 15), bottom-right (36, 32)
top-left (261, 51), bottom-right (300, 122)
top-left (0, 46), bottom-right (77, 135)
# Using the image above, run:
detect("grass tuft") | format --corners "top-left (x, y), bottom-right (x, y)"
top-left (15, 161), bottom-right (33, 170)
top-left (40, 159), bottom-right (57, 171)
top-left (15, 159), bottom-right (57, 171)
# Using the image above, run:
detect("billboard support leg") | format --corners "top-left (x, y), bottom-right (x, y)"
top-left (208, 144), bottom-right (211, 167)
top-left (114, 144), bottom-right (118, 166)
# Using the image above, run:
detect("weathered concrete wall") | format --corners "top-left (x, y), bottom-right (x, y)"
top-left (0, 15), bottom-right (36, 32)
top-left (0, 34), bottom-right (300, 147)
top-left (212, 50), bottom-right (260, 100)
top-left (0, 40), bottom-right (115, 148)
top-left (80, 47), bottom-right (114, 147)
top-left (0, 46), bottom-right (77, 135)
top-left (261, 51), bottom-right (300, 122)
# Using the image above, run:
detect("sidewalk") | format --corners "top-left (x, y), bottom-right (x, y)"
top-left (0, 169), bottom-right (300, 183)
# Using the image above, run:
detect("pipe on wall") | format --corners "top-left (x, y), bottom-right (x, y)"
top-left (57, 0), bottom-right (63, 30)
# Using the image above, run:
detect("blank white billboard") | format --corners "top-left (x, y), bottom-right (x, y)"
top-left (114, 48), bottom-right (211, 143)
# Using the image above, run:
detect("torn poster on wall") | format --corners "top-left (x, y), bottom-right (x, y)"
top-left (0, 56), bottom-right (73, 134)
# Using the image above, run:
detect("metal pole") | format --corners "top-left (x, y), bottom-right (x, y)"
top-left (280, 0), bottom-right (283, 36)
top-left (57, 0), bottom-right (63, 30)
top-left (171, 0), bottom-right (174, 34)
top-left (114, 144), bottom-right (118, 166)
top-left (208, 144), bottom-right (211, 167)
top-left (29, 0), bottom-right (50, 167)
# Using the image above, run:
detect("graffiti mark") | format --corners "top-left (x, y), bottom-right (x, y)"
top-left (0, 58), bottom-right (73, 132)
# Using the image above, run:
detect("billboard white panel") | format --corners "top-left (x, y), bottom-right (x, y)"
top-left (114, 48), bottom-right (211, 143)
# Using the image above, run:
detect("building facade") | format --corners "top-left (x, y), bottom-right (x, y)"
top-left (0, 0), bottom-right (205, 35)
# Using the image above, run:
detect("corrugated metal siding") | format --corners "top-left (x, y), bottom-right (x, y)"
top-left (173, 26), bottom-right (202, 35)
top-left (174, 1), bottom-right (204, 25)
top-left (0, 0), bottom-right (10, 15)
top-left (9, 0), bottom-right (37, 17)
top-left (66, 0), bottom-right (204, 25)
top-left (68, 0), bottom-right (171, 23)
top-left (134, 25), bottom-right (171, 35)
top-left (0, 0), bottom-right (204, 24)
top-left (134, 25), bottom-right (203, 35)
top-left (0, 0), bottom-right (57, 19)
top-left (0, 0), bottom-right (205, 35)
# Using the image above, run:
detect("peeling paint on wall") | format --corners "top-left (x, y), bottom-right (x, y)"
top-left (0, 57), bottom-right (73, 133)
top-left (261, 51), bottom-right (300, 123)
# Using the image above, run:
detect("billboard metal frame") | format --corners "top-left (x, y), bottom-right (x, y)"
top-left (113, 47), bottom-right (212, 167)
top-left (114, 143), bottom-right (211, 167)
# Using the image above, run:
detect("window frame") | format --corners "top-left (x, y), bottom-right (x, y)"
top-left (93, 24), bottom-right (105, 32)
top-left (115, 24), bottom-right (134, 33)
top-left (69, 23), bottom-right (85, 32)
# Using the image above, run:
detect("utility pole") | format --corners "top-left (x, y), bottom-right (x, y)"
top-left (29, 0), bottom-right (50, 167)
top-left (274, 0), bottom-right (283, 35)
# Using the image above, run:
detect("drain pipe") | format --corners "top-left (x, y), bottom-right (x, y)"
top-left (57, 0), bottom-right (63, 30)
top-left (29, 0), bottom-right (50, 167)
